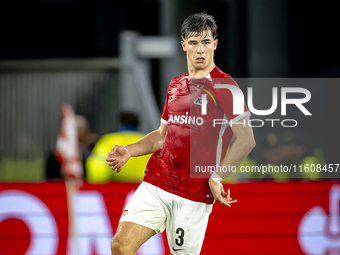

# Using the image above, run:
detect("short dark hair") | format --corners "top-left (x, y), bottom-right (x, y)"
top-left (181, 12), bottom-right (217, 40)
top-left (119, 112), bottom-right (139, 127)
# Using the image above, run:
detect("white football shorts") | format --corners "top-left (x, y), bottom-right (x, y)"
top-left (119, 181), bottom-right (213, 255)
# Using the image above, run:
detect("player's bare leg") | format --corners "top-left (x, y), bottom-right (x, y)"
top-left (111, 221), bottom-right (156, 255)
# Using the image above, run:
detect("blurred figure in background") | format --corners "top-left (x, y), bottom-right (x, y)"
top-left (86, 112), bottom-right (151, 183)
top-left (76, 115), bottom-right (98, 171)
top-left (46, 114), bottom-right (97, 179)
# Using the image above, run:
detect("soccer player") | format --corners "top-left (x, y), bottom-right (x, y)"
top-left (107, 12), bottom-right (256, 255)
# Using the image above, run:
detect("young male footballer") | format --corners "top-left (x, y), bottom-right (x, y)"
top-left (107, 12), bottom-right (256, 255)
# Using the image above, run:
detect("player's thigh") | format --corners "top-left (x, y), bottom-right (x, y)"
top-left (165, 197), bottom-right (213, 255)
top-left (120, 182), bottom-right (167, 233)
top-left (111, 221), bottom-right (156, 253)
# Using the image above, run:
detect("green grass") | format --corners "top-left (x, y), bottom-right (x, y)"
top-left (0, 157), bottom-right (44, 181)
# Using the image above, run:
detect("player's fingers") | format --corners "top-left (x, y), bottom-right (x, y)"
top-left (106, 146), bottom-right (119, 159)
top-left (107, 159), bottom-right (118, 166)
top-left (109, 164), bottom-right (118, 170)
top-left (221, 187), bottom-right (228, 198)
top-left (220, 197), bottom-right (238, 207)
top-left (224, 202), bottom-right (231, 207)
top-left (107, 150), bottom-right (114, 157)
top-left (227, 189), bottom-right (230, 201)
top-left (217, 197), bottom-right (231, 207)
top-left (217, 200), bottom-right (229, 207)
top-left (106, 154), bottom-right (116, 161)
top-left (108, 161), bottom-right (119, 168)
top-left (116, 166), bottom-right (122, 173)
top-left (228, 200), bottom-right (238, 204)
top-left (110, 162), bottom-right (120, 170)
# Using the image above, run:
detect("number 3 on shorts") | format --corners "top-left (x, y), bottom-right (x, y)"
top-left (175, 228), bottom-right (185, 246)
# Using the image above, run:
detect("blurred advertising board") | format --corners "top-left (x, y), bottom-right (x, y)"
top-left (0, 181), bottom-right (339, 255)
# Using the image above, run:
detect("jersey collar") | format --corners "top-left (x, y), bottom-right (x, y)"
top-left (205, 66), bottom-right (219, 81)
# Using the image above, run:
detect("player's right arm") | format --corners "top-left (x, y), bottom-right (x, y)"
top-left (106, 122), bottom-right (167, 172)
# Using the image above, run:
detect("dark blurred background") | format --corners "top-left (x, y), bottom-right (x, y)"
top-left (2, 0), bottom-right (340, 76)
top-left (0, 0), bottom-right (339, 181)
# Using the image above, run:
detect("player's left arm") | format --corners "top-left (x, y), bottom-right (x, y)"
top-left (208, 116), bottom-right (256, 206)
top-left (218, 115), bottom-right (256, 178)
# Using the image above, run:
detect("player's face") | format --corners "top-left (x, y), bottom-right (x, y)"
top-left (181, 30), bottom-right (218, 71)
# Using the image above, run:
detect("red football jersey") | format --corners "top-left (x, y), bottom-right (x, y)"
top-left (143, 67), bottom-right (250, 204)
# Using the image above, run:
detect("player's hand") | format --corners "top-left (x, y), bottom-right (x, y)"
top-left (208, 178), bottom-right (237, 207)
top-left (106, 145), bottom-right (131, 173)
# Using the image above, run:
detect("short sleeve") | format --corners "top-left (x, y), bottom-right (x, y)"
top-left (161, 89), bottom-right (170, 125)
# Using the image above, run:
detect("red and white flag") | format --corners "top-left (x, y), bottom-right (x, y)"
top-left (55, 105), bottom-right (83, 255)
top-left (55, 105), bottom-right (83, 181)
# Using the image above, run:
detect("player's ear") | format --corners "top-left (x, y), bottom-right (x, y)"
top-left (181, 41), bottom-right (187, 52)
top-left (214, 39), bottom-right (218, 50)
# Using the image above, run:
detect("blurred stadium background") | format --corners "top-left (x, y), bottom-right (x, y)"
top-left (0, 0), bottom-right (340, 254)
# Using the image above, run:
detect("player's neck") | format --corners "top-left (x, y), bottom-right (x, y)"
top-left (188, 63), bottom-right (216, 79)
